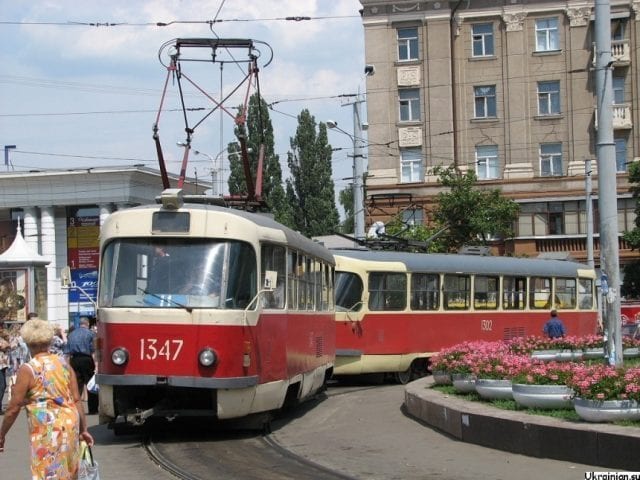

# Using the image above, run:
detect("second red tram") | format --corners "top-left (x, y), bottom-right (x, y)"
top-left (96, 190), bottom-right (335, 429)
top-left (333, 249), bottom-right (598, 383)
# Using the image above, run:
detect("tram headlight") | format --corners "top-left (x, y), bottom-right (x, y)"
top-left (111, 348), bottom-right (129, 366)
top-left (198, 347), bottom-right (217, 367)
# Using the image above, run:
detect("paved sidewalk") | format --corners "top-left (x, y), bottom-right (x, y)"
top-left (0, 400), bottom-right (175, 479)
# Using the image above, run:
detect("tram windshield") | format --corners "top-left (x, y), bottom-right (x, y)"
top-left (335, 272), bottom-right (363, 312)
top-left (99, 238), bottom-right (257, 309)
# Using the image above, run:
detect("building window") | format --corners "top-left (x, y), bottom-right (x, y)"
top-left (475, 145), bottom-right (499, 180)
top-left (474, 85), bottom-right (496, 118)
top-left (398, 27), bottom-right (419, 61)
top-left (516, 201), bottom-right (586, 237)
top-left (402, 208), bottom-right (423, 226)
top-left (612, 19), bottom-right (626, 41)
top-left (613, 75), bottom-right (625, 104)
top-left (615, 137), bottom-right (627, 172)
top-left (399, 88), bottom-right (421, 121)
top-left (472, 23), bottom-right (494, 57)
top-left (537, 81), bottom-right (560, 115)
top-left (400, 148), bottom-right (422, 183)
top-left (539, 143), bottom-right (562, 177)
top-left (619, 198), bottom-right (637, 232)
top-left (535, 17), bottom-right (559, 52)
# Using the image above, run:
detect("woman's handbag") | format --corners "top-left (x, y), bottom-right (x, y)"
top-left (78, 441), bottom-right (100, 480)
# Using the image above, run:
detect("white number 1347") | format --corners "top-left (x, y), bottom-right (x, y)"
top-left (140, 339), bottom-right (184, 360)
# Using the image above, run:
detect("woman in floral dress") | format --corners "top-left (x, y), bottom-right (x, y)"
top-left (0, 319), bottom-right (94, 478)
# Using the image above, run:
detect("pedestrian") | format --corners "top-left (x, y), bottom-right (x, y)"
top-left (543, 309), bottom-right (566, 339)
top-left (49, 325), bottom-right (66, 356)
top-left (0, 325), bottom-right (10, 414)
top-left (0, 318), bottom-right (94, 478)
top-left (66, 317), bottom-right (98, 414)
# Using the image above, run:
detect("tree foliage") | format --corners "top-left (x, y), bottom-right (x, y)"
top-left (430, 166), bottom-right (520, 252)
top-left (285, 109), bottom-right (339, 237)
top-left (227, 94), bottom-right (287, 216)
top-left (338, 186), bottom-right (354, 234)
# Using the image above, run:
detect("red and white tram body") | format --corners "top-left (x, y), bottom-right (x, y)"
top-left (333, 250), bottom-right (598, 382)
top-left (96, 191), bottom-right (335, 428)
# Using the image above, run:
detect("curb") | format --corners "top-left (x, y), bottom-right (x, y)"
top-left (404, 377), bottom-right (640, 470)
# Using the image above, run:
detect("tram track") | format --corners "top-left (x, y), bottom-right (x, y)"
top-left (141, 383), bottom-right (384, 479)
top-left (144, 427), bottom-right (357, 480)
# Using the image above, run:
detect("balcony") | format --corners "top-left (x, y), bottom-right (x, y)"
top-left (594, 103), bottom-right (633, 130)
top-left (592, 39), bottom-right (630, 67)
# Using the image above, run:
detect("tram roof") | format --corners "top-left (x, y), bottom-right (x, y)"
top-left (115, 202), bottom-right (334, 264)
top-left (331, 249), bottom-right (593, 277)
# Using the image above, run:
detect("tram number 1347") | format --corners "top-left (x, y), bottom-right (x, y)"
top-left (140, 338), bottom-right (184, 361)
top-left (480, 319), bottom-right (493, 332)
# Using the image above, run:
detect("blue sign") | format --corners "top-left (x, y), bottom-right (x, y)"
top-left (69, 268), bottom-right (98, 303)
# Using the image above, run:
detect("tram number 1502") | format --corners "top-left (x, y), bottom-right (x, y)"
top-left (140, 338), bottom-right (184, 361)
top-left (480, 319), bottom-right (493, 331)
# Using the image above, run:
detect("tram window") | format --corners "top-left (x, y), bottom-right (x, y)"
top-left (555, 278), bottom-right (577, 309)
top-left (306, 257), bottom-right (315, 311)
top-left (368, 272), bottom-right (406, 311)
top-left (410, 273), bottom-right (439, 311)
top-left (578, 278), bottom-right (594, 309)
top-left (443, 274), bottom-right (470, 310)
top-left (288, 251), bottom-right (298, 310)
top-left (503, 276), bottom-right (526, 310)
top-left (530, 276), bottom-right (552, 309)
top-left (297, 254), bottom-right (309, 310)
top-left (474, 275), bottom-right (498, 310)
top-left (336, 272), bottom-right (364, 312)
top-left (225, 243), bottom-right (257, 309)
top-left (321, 264), bottom-right (333, 311)
top-left (261, 244), bottom-right (286, 309)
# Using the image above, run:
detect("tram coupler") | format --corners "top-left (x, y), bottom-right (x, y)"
top-left (128, 407), bottom-right (156, 426)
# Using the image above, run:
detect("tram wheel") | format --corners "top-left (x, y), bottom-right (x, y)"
top-left (394, 368), bottom-right (413, 385)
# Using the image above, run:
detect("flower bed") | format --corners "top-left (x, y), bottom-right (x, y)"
top-left (429, 336), bottom-right (640, 423)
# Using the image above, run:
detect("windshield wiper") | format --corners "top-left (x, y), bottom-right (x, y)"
top-left (138, 287), bottom-right (192, 312)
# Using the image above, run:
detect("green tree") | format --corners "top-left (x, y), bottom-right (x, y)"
top-left (338, 186), bottom-right (354, 234)
top-left (227, 94), bottom-right (287, 215)
top-left (431, 166), bottom-right (520, 252)
top-left (286, 109), bottom-right (340, 237)
top-left (622, 161), bottom-right (640, 298)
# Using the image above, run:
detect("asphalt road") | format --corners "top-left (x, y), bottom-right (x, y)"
top-left (271, 381), bottom-right (602, 480)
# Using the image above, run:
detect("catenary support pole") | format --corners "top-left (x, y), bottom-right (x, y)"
top-left (594, 0), bottom-right (623, 366)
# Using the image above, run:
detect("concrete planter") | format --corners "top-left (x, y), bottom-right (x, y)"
top-left (574, 398), bottom-right (640, 422)
top-left (451, 373), bottom-right (476, 393)
top-left (475, 378), bottom-right (513, 400)
top-left (512, 383), bottom-right (574, 409)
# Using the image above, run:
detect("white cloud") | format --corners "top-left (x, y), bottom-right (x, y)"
top-left (1, 0), bottom-right (364, 190)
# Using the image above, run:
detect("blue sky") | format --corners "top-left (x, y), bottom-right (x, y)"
top-left (0, 0), bottom-right (365, 198)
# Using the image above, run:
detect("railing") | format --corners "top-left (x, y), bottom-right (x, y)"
top-left (594, 103), bottom-right (632, 130)
top-left (592, 39), bottom-right (630, 66)
top-left (534, 236), bottom-right (631, 253)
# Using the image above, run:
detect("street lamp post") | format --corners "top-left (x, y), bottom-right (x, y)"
top-left (328, 100), bottom-right (366, 241)
top-left (193, 150), bottom-right (219, 196)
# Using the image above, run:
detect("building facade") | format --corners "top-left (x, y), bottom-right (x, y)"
top-left (359, 0), bottom-right (639, 268)
top-left (0, 166), bottom-right (204, 329)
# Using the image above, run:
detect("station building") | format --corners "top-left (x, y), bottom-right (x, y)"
top-left (0, 166), bottom-right (204, 330)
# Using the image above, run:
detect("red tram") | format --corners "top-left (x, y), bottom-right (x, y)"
top-left (333, 249), bottom-right (599, 383)
top-left (95, 190), bottom-right (335, 430)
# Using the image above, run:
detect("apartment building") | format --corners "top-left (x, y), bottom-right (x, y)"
top-left (359, 0), bottom-right (639, 268)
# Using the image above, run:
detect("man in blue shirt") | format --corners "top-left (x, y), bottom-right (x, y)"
top-left (543, 309), bottom-right (566, 339)
top-left (66, 317), bottom-right (97, 413)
